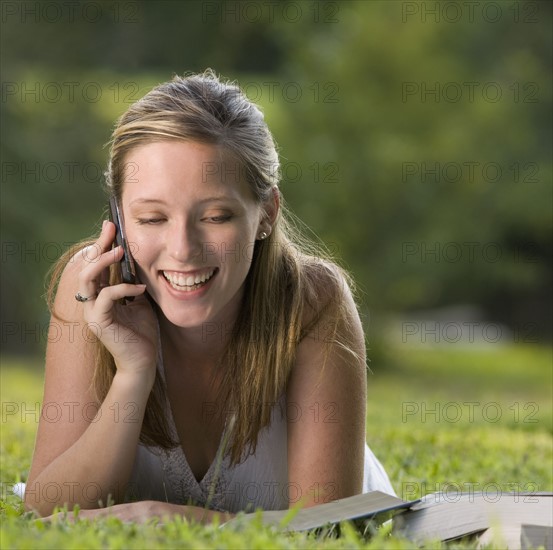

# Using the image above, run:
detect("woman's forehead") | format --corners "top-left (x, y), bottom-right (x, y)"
top-left (121, 141), bottom-right (255, 204)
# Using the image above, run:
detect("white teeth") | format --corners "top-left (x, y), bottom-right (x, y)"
top-left (163, 268), bottom-right (216, 291)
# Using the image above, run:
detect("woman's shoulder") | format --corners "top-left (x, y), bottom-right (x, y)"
top-left (298, 256), bottom-right (360, 338)
top-left (300, 255), bottom-right (356, 306)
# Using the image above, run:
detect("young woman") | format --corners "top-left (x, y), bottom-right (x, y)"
top-left (24, 70), bottom-right (395, 523)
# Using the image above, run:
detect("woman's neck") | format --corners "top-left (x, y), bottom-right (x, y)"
top-left (155, 288), bottom-right (244, 368)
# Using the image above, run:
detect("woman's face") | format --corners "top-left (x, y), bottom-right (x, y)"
top-left (121, 140), bottom-right (264, 330)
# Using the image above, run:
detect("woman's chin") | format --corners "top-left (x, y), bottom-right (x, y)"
top-left (158, 305), bottom-right (212, 330)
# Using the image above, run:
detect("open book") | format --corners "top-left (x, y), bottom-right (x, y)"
top-left (221, 491), bottom-right (419, 532)
top-left (222, 491), bottom-right (553, 549)
top-left (392, 492), bottom-right (552, 549)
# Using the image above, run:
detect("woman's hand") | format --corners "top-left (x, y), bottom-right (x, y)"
top-left (40, 501), bottom-right (234, 525)
top-left (40, 501), bottom-right (176, 524)
top-left (77, 220), bottom-right (158, 380)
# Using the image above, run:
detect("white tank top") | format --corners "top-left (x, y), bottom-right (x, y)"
top-left (126, 328), bottom-right (396, 512)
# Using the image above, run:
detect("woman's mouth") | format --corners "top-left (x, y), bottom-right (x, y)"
top-left (162, 268), bottom-right (218, 292)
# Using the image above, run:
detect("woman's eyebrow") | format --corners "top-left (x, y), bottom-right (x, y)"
top-left (129, 198), bottom-right (167, 206)
top-left (197, 196), bottom-right (241, 204)
top-left (128, 196), bottom-right (240, 206)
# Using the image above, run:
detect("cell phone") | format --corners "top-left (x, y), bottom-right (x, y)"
top-left (109, 196), bottom-right (137, 286)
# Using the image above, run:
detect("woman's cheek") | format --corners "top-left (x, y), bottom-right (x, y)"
top-left (127, 228), bottom-right (147, 257)
top-left (128, 237), bottom-right (141, 263)
top-left (128, 232), bottom-right (154, 272)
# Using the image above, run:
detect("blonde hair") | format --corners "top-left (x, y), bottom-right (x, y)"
top-left (47, 70), bottom-right (364, 466)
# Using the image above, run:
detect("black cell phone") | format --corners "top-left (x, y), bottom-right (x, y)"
top-left (109, 196), bottom-right (137, 286)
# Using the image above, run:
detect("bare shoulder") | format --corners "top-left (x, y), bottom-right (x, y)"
top-left (291, 257), bottom-right (367, 401)
top-left (299, 259), bottom-right (365, 355)
top-left (286, 259), bottom-right (367, 505)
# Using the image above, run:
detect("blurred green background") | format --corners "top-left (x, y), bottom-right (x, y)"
top-left (1, 1), bottom-right (551, 356)
top-left (0, 4), bottom-right (553, 548)
top-left (0, 2), bottom-right (552, 543)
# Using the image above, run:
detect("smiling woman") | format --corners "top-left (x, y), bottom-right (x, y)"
top-left (122, 141), bottom-right (263, 333)
top-left (23, 70), bottom-right (395, 522)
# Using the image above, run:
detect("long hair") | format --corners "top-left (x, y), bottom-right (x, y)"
top-left (46, 70), bottom-right (364, 466)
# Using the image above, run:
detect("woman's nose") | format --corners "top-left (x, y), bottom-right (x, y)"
top-left (166, 220), bottom-right (203, 262)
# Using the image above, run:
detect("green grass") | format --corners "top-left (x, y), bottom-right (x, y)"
top-left (367, 344), bottom-right (552, 502)
top-left (1, 345), bottom-right (551, 549)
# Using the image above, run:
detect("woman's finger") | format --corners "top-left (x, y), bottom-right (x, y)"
top-left (77, 221), bottom-right (116, 264)
top-left (73, 222), bottom-right (120, 300)
top-left (94, 283), bottom-right (147, 308)
top-left (89, 284), bottom-right (148, 326)
top-left (77, 246), bottom-right (124, 296)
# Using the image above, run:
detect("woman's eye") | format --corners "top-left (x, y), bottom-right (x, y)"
top-left (206, 215), bottom-right (233, 223)
top-left (136, 218), bottom-right (165, 225)
top-left (135, 215), bottom-right (233, 225)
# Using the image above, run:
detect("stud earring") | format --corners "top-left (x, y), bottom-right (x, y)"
top-left (258, 231), bottom-right (268, 240)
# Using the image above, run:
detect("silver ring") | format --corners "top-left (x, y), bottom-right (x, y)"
top-left (75, 291), bottom-right (97, 302)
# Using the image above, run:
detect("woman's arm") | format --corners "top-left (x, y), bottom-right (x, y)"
top-left (286, 275), bottom-right (367, 508)
top-left (42, 501), bottom-right (234, 525)
top-left (25, 223), bottom-right (157, 516)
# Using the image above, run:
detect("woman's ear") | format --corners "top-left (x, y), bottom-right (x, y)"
top-left (260, 186), bottom-right (280, 229)
top-left (267, 186), bottom-right (280, 224)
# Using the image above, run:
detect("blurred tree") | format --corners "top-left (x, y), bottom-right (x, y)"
top-left (1, 0), bottom-right (551, 354)
top-left (262, 0), bottom-right (552, 339)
